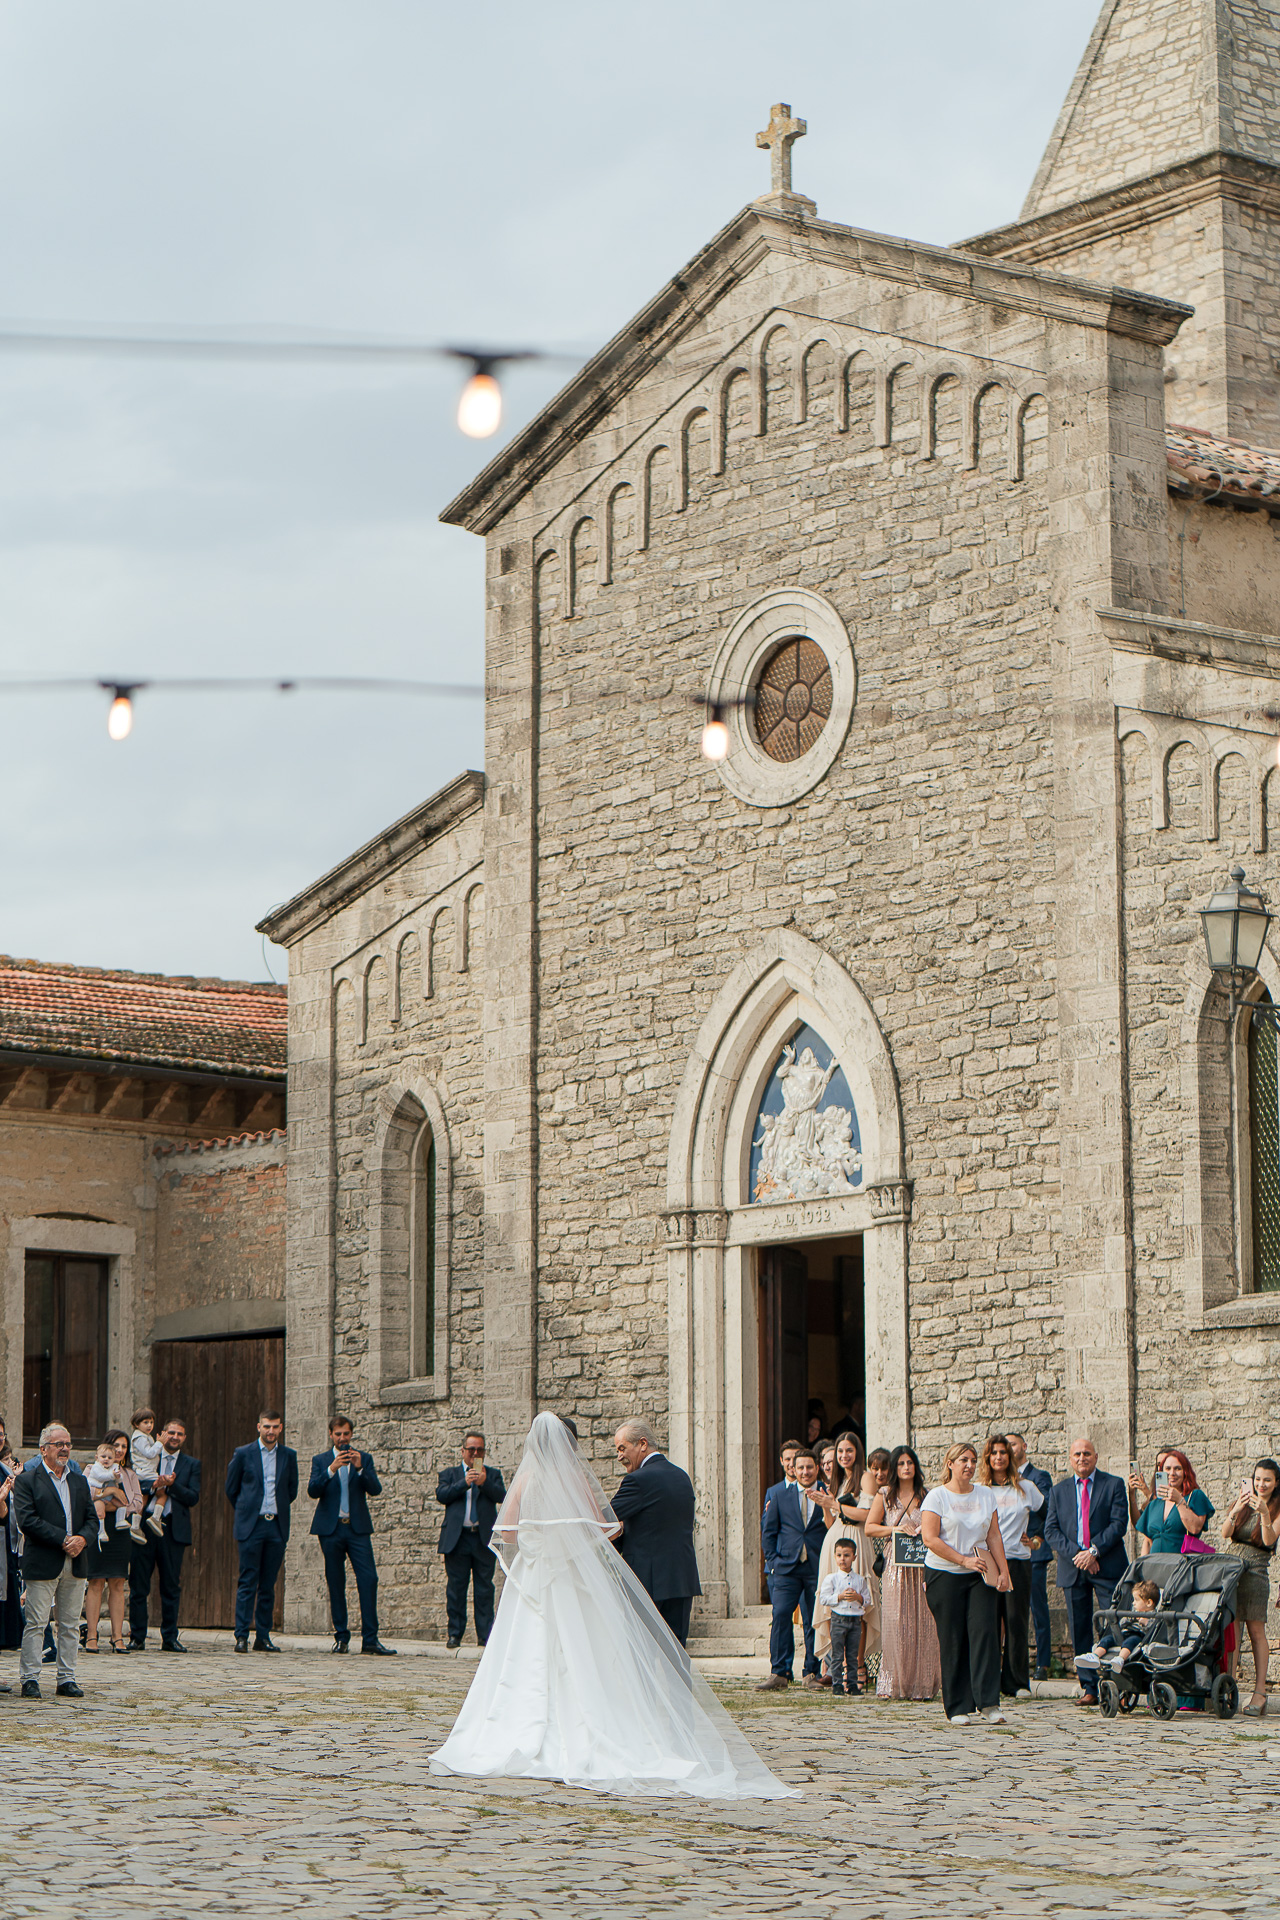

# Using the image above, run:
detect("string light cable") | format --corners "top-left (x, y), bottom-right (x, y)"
top-left (0, 322), bottom-right (586, 438)
top-left (0, 675), bottom-right (757, 757)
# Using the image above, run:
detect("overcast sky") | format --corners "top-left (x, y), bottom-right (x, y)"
top-left (0, 1), bottom-right (1101, 982)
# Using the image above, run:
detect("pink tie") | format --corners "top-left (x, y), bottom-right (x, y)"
top-left (1079, 1478), bottom-right (1091, 1549)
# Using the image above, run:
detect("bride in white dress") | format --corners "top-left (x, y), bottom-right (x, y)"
top-left (429, 1413), bottom-right (796, 1799)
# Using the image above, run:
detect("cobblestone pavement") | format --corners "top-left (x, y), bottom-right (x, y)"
top-left (4, 1643), bottom-right (1279, 1918)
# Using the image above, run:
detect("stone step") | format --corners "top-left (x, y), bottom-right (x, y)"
top-left (687, 1635), bottom-right (768, 1659)
top-left (692, 1614), bottom-right (768, 1638)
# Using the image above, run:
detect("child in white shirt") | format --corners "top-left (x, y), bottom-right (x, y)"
top-left (818, 1539), bottom-right (872, 1696)
top-left (84, 1443), bottom-right (130, 1543)
top-left (131, 1408), bottom-right (166, 1537)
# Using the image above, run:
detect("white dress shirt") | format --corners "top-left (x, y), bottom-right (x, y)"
top-left (155, 1448), bottom-right (180, 1519)
top-left (259, 1441), bottom-right (279, 1519)
top-left (41, 1459), bottom-right (74, 1534)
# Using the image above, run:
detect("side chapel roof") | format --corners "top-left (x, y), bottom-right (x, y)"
top-left (0, 955), bottom-right (286, 1079)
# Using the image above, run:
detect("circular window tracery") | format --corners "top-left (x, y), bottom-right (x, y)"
top-left (753, 638), bottom-right (833, 763)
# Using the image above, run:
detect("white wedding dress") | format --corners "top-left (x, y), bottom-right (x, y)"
top-left (429, 1414), bottom-right (796, 1799)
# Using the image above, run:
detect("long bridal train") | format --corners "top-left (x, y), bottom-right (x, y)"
top-left (429, 1413), bottom-right (796, 1800)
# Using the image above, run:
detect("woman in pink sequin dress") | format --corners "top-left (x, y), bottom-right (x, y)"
top-left (866, 1445), bottom-right (940, 1701)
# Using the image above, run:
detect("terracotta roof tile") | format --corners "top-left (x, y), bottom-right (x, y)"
top-left (154, 1128), bottom-right (287, 1157)
top-left (1167, 424), bottom-right (1280, 506)
top-left (0, 955), bottom-right (286, 1079)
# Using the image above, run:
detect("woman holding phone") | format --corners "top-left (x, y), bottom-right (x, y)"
top-left (1220, 1457), bottom-right (1280, 1715)
top-left (1130, 1449), bottom-right (1212, 1555)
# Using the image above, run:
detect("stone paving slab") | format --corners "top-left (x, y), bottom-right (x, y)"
top-left (0, 1645), bottom-right (1275, 1918)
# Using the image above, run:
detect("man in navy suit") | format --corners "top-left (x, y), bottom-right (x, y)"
top-left (758, 1448), bottom-right (828, 1691)
top-left (1008, 1431), bottom-right (1054, 1681)
top-left (308, 1415), bottom-right (394, 1656)
top-left (1043, 1437), bottom-right (1131, 1706)
top-left (759, 1439), bottom-right (801, 1602)
top-left (436, 1430), bottom-right (507, 1649)
top-left (127, 1416), bottom-right (201, 1653)
top-left (611, 1418), bottom-right (702, 1646)
top-left (225, 1410), bottom-right (298, 1652)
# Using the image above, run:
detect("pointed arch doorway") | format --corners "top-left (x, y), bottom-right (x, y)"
top-left (665, 932), bottom-right (908, 1621)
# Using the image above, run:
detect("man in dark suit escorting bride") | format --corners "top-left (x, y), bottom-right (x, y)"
top-left (611, 1418), bottom-right (701, 1647)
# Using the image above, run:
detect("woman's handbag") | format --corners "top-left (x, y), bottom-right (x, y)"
top-left (871, 1546), bottom-right (886, 1578)
top-left (1181, 1531), bottom-right (1215, 1556)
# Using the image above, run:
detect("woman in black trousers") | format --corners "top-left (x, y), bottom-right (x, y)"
top-left (920, 1442), bottom-right (1012, 1726)
top-left (978, 1433), bottom-right (1044, 1701)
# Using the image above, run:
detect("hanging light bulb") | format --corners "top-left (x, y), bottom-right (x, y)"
top-left (701, 708), bottom-right (730, 762)
top-left (457, 369), bottom-right (502, 438)
top-left (106, 689), bottom-right (134, 740)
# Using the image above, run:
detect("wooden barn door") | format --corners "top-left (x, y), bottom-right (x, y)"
top-left (149, 1335), bottom-right (285, 1630)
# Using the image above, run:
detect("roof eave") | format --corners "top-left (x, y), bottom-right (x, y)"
top-left (257, 768), bottom-right (485, 948)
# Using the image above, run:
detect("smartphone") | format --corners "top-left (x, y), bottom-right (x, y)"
top-left (1242, 1480), bottom-right (1253, 1497)
top-left (1128, 1461), bottom-right (1139, 1478)
top-left (1154, 1470), bottom-right (1169, 1495)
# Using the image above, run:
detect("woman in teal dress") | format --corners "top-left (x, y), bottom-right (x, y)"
top-left (1131, 1448), bottom-right (1214, 1555)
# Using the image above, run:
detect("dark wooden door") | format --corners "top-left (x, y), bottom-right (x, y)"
top-left (150, 1335), bottom-right (285, 1630)
top-left (758, 1247), bottom-right (808, 1508)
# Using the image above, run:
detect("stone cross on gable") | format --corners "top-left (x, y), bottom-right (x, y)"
top-left (754, 103), bottom-right (816, 215)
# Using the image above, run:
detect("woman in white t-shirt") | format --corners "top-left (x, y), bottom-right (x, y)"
top-left (978, 1433), bottom-right (1045, 1703)
top-left (919, 1442), bottom-right (1012, 1726)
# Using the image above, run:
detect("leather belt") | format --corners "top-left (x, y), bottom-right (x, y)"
top-left (339, 1516), bottom-right (351, 1524)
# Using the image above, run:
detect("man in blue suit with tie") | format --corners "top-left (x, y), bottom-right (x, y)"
top-left (224, 1410), bottom-right (298, 1652)
top-left (308, 1415), bottom-right (395, 1657)
top-left (1043, 1437), bottom-right (1131, 1706)
top-left (758, 1448), bottom-right (828, 1691)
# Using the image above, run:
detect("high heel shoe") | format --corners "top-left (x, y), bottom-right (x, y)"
top-left (83, 1636), bottom-right (98, 1654)
top-left (1243, 1697), bottom-right (1269, 1716)
top-left (110, 1638), bottom-right (128, 1654)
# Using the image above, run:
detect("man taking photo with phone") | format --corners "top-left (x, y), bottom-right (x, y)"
top-left (436, 1431), bottom-right (507, 1650)
top-left (308, 1416), bottom-right (395, 1656)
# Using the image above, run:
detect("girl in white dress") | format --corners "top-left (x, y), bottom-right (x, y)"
top-left (430, 1413), bottom-right (797, 1799)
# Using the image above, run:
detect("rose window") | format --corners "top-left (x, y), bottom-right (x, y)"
top-left (752, 638), bottom-right (833, 763)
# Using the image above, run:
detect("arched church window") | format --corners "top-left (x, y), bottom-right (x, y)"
top-left (410, 1123), bottom-right (437, 1374)
top-left (752, 638), bottom-right (833, 762)
top-left (1249, 1001), bottom-right (1280, 1292)
top-left (750, 1024), bottom-right (861, 1203)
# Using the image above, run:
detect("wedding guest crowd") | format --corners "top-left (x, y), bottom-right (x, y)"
top-left (758, 1409), bottom-right (1280, 1722)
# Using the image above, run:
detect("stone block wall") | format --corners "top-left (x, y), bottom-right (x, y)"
top-left (523, 272), bottom-right (1066, 1488)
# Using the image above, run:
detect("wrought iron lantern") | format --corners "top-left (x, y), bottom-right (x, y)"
top-left (1200, 866), bottom-right (1273, 980)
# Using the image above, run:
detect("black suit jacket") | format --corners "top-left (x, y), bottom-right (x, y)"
top-left (309, 1450), bottom-right (382, 1537)
top-left (436, 1463), bottom-right (507, 1554)
top-left (1044, 1471), bottom-right (1130, 1587)
top-left (154, 1453), bottom-right (202, 1547)
top-left (611, 1453), bottom-right (702, 1605)
top-left (13, 1461), bottom-right (94, 1580)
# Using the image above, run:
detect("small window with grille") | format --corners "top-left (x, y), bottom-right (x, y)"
top-left (1248, 1001), bottom-right (1280, 1291)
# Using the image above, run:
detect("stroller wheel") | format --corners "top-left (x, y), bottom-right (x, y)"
top-left (1149, 1680), bottom-right (1178, 1720)
top-left (1098, 1678), bottom-right (1120, 1718)
top-left (1211, 1673), bottom-right (1239, 1720)
top-left (1118, 1689), bottom-right (1138, 1713)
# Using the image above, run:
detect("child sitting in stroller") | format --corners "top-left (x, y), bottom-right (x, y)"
top-left (1075, 1580), bottom-right (1160, 1676)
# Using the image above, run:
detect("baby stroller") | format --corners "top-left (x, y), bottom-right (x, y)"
top-left (1092, 1550), bottom-right (1242, 1721)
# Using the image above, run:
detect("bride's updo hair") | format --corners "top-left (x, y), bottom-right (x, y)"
top-left (559, 1416), bottom-right (579, 1443)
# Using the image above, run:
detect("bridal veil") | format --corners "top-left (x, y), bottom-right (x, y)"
top-left (429, 1412), bottom-right (796, 1799)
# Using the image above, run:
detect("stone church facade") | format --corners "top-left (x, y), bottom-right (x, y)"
top-left (264, 0), bottom-right (1280, 1637)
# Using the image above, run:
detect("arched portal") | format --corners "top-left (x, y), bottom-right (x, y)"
top-left (665, 930), bottom-right (907, 1617)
